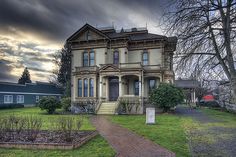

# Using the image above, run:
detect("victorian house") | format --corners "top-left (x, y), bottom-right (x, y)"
top-left (67, 24), bottom-right (177, 114)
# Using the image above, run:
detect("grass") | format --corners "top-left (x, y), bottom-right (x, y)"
top-left (110, 114), bottom-right (191, 157)
top-left (0, 107), bottom-right (115, 157)
top-left (0, 107), bottom-right (95, 130)
top-left (0, 135), bottom-right (115, 157)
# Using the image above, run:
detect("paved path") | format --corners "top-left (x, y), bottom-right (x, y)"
top-left (91, 116), bottom-right (175, 157)
top-left (176, 106), bottom-right (236, 157)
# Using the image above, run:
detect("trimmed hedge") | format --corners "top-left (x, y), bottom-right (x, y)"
top-left (0, 104), bottom-right (24, 109)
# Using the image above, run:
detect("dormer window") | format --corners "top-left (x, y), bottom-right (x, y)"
top-left (86, 30), bottom-right (91, 40)
top-left (142, 50), bottom-right (148, 65)
top-left (113, 50), bottom-right (119, 64)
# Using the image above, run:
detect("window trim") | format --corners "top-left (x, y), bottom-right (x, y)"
top-left (142, 50), bottom-right (149, 65)
top-left (17, 95), bottom-right (24, 104)
top-left (149, 79), bottom-right (156, 93)
top-left (4, 95), bottom-right (13, 104)
top-left (89, 78), bottom-right (94, 97)
top-left (84, 78), bottom-right (88, 97)
top-left (134, 80), bottom-right (139, 96)
top-left (113, 50), bottom-right (119, 64)
top-left (78, 79), bottom-right (82, 97)
top-left (89, 50), bottom-right (95, 66)
top-left (83, 49), bottom-right (96, 67)
top-left (36, 96), bottom-right (40, 103)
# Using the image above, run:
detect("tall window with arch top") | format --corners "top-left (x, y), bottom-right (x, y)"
top-left (142, 50), bottom-right (148, 65)
top-left (113, 50), bottom-right (119, 64)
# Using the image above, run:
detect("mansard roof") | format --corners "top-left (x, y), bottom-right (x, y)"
top-left (67, 23), bottom-right (176, 43)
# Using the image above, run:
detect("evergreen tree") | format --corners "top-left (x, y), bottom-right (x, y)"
top-left (53, 43), bottom-right (71, 96)
top-left (18, 67), bottom-right (32, 84)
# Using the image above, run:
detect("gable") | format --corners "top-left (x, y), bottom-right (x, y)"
top-left (100, 64), bottom-right (120, 72)
top-left (67, 24), bottom-right (109, 42)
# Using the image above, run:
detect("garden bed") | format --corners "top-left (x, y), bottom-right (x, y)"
top-left (0, 130), bottom-right (98, 150)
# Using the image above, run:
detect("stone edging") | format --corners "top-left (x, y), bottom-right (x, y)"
top-left (0, 131), bottom-right (98, 150)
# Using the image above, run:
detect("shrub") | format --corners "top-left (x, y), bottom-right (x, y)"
top-left (25, 116), bottom-right (42, 142)
top-left (56, 117), bottom-right (83, 142)
top-left (61, 97), bottom-right (71, 111)
top-left (38, 97), bottom-right (61, 114)
top-left (150, 83), bottom-right (184, 112)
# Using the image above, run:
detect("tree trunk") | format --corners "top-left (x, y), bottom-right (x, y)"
top-left (230, 77), bottom-right (236, 104)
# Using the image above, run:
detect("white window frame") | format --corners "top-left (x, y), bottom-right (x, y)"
top-left (17, 95), bottom-right (24, 103)
top-left (36, 96), bottom-right (39, 102)
top-left (4, 95), bottom-right (13, 104)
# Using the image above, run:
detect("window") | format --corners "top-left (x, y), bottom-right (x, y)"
top-left (149, 79), bottom-right (156, 93)
top-left (78, 79), bottom-right (82, 97)
top-left (84, 79), bottom-right (88, 97)
top-left (142, 51), bottom-right (148, 65)
top-left (17, 95), bottom-right (24, 103)
top-left (113, 50), bottom-right (119, 64)
top-left (83, 51), bottom-right (89, 66)
top-left (134, 80), bottom-right (139, 96)
top-left (83, 50), bottom-right (95, 66)
top-left (89, 79), bottom-right (94, 97)
top-left (90, 50), bottom-right (95, 66)
top-left (86, 30), bottom-right (91, 40)
top-left (4, 95), bottom-right (13, 104)
top-left (36, 96), bottom-right (40, 102)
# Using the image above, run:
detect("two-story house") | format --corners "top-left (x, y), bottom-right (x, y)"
top-left (67, 24), bottom-right (177, 114)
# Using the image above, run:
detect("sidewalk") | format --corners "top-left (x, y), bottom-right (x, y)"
top-left (91, 116), bottom-right (175, 157)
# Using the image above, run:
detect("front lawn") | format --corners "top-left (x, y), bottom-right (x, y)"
top-left (0, 107), bottom-right (94, 130)
top-left (110, 114), bottom-right (191, 157)
top-left (0, 135), bottom-right (115, 157)
top-left (0, 107), bottom-right (115, 157)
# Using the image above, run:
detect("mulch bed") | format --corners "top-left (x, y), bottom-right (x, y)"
top-left (0, 130), bottom-right (98, 150)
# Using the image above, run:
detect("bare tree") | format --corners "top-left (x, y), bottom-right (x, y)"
top-left (163, 0), bottom-right (236, 101)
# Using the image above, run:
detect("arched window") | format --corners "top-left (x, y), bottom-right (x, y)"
top-left (89, 78), bottom-right (94, 97)
top-left (84, 79), bottom-right (88, 97)
top-left (90, 50), bottom-right (95, 66)
top-left (83, 51), bottom-right (88, 66)
top-left (113, 50), bottom-right (119, 64)
top-left (142, 51), bottom-right (148, 65)
top-left (149, 79), bottom-right (156, 93)
top-left (78, 79), bottom-right (82, 97)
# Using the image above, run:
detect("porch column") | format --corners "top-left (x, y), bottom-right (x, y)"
top-left (119, 75), bottom-right (123, 97)
top-left (99, 76), bottom-right (103, 98)
top-left (139, 75), bottom-right (142, 97)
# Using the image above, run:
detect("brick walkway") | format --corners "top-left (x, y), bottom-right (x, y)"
top-left (91, 116), bottom-right (175, 157)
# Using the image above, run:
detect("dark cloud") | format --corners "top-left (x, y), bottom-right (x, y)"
top-left (0, 60), bottom-right (16, 82)
top-left (0, 0), bottom-right (165, 41)
top-left (0, 0), bottom-right (166, 82)
top-left (27, 67), bottom-right (53, 73)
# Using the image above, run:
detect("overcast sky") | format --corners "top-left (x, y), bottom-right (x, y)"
top-left (0, 0), bottom-right (168, 83)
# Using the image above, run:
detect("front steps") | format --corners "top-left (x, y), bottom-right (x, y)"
top-left (97, 102), bottom-right (117, 115)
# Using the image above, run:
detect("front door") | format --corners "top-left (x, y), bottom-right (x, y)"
top-left (109, 77), bottom-right (119, 101)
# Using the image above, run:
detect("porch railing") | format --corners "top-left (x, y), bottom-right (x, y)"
top-left (119, 62), bottom-right (142, 69)
top-left (75, 66), bottom-right (98, 72)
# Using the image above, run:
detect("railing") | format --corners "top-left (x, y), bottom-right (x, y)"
top-left (119, 62), bottom-right (142, 69)
top-left (143, 64), bottom-right (162, 70)
top-left (75, 66), bottom-right (98, 72)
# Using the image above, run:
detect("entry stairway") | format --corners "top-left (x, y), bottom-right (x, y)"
top-left (97, 102), bottom-right (117, 115)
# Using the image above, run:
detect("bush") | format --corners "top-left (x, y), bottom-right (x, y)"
top-left (25, 116), bottom-right (42, 142)
top-left (150, 83), bottom-right (184, 112)
top-left (61, 97), bottom-right (71, 111)
top-left (55, 117), bottom-right (82, 142)
top-left (0, 104), bottom-right (24, 109)
top-left (38, 97), bottom-right (61, 114)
